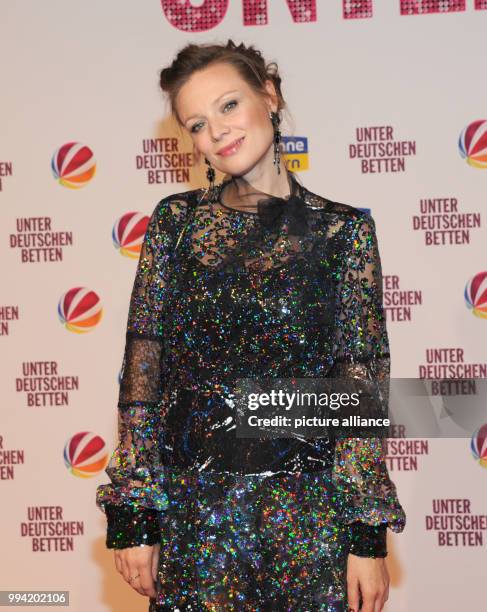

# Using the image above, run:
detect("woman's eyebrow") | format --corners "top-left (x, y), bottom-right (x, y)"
top-left (184, 90), bottom-right (240, 124)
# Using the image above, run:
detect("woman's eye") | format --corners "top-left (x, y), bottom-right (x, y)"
top-left (189, 101), bottom-right (237, 133)
top-left (223, 100), bottom-right (237, 112)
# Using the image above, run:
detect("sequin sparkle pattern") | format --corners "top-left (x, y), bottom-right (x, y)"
top-left (96, 171), bottom-right (406, 611)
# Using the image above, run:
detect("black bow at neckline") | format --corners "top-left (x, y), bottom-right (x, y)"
top-left (256, 174), bottom-right (309, 236)
top-left (257, 192), bottom-right (309, 236)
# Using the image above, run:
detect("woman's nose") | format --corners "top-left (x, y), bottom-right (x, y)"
top-left (208, 120), bottom-right (229, 142)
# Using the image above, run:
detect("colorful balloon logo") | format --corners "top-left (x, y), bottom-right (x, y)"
top-left (464, 271), bottom-right (487, 319)
top-left (58, 287), bottom-right (103, 333)
top-left (64, 432), bottom-right (108, 478)
top-left (113, 212), bottom-right (149, 259)
top-left (471, 423), bottom-right (487, 469)
top-left (52, 142), bottom-right (96, 188)
top-left (458, 120), bottom-right (487, 168)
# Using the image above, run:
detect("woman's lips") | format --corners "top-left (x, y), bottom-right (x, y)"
top-left (216, 137), bottom-right (245, 157)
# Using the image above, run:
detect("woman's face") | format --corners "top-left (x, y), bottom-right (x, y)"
top-left (175, 62), bottom-right (277, 177)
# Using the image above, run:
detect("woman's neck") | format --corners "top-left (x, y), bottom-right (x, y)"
top-left (234, 147), bottom-right (290, 198)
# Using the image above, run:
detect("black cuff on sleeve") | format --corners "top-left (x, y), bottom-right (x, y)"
top-left (104, 503), bottom-right (160, 549)
top-left (348, 521), bottom-right (388, 558)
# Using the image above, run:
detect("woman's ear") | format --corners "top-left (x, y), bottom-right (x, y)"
top-left (263, 79), bottom-right (278, 113)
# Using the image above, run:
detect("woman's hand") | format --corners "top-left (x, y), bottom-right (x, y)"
top-left (346, 553), bottom-right (389, 612)
top-left (114, 543), bottom-right (160, 598)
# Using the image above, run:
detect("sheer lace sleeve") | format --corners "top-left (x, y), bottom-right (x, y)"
top-left (95, 197), bottom-right (181, 549)
top-left (329, 213), bottom-right (406, 558)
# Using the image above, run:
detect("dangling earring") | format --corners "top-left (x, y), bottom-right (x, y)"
top-left (270, 111), bottom-right (282, 175)
top-left (204, 157), bottom-right (216, 202)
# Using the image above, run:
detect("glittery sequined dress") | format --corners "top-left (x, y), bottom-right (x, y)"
top-left (96, 170), bottom-right (406, 611)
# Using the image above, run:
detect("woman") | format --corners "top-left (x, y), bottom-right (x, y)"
top-left (96, 40), bottom-right (406, 611)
